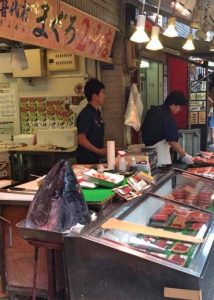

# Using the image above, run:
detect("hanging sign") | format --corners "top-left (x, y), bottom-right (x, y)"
top-left (0, 0), bottom-right (117, 62)
top-left (190, 112), bottom-right (198, 125)
top-left (190, 101), bottom-right (206, 112)
top-left (199, 111), bottom-right (206, 125)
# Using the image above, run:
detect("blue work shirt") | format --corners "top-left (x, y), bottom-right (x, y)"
top-left (76, 103), bottom-right (105, 164)
top-left (141, 105), bottom-right (179, 146)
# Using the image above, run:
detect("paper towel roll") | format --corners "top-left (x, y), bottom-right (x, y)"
top-left (107, 141), bottom-right (115, 170)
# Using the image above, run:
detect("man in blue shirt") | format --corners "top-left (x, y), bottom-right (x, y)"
top-left (142, 91), bottom-right (193, 165)
top-left (76, 78), bottom-right (107, 164)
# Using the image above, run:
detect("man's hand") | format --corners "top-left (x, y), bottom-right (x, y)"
top-left (181, 153), bottom-right (194, 165)
top-left (98, 147), bottom-right (107, 157)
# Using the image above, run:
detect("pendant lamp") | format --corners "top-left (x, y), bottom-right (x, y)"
top-left (130, 14), bottom-right (150, 43)
top-left (163, 13), bottom-right (178, 38)
top-left (146, 26), bottom-right (163, 50)
top-left (182, 29), bottom-right (195, 51)
top-left (130, 0), bottom-right (150, 44)
top-left (146, 0), bottom-right (163, 51)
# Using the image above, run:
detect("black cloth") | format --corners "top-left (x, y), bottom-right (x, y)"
top-left (141, 105), bottom-right (179, 146)
top-left (76, 104), bottom-right (104, 164)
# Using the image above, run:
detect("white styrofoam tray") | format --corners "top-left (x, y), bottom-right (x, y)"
top-left (83, 169), bottom-right (124, 188)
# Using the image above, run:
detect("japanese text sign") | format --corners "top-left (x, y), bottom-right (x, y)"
top-left (0, 0), bottom-right (117, 62)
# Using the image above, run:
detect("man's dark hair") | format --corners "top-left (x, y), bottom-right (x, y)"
top-left (84, 78), bottom-right (105, 102)
top-left (164, 91), bottom-right (187, 107)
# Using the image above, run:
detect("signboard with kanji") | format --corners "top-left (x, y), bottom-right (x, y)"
top-left (0, 0), bottom-right (117, 62)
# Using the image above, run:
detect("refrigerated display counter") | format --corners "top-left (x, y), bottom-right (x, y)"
top-left (151, 169), bottom-right (214, 212)
top-left (64, 192), bottom-right (214, 300)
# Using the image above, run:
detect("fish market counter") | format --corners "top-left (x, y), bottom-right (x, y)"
top-left (64, 169), bottom-right (214, 300)
top-left (1, 166), bottom-right (214, 299)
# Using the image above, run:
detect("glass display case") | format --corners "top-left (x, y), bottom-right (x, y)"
top-left (152, 170), bottom-right (214, 211)
top-left (64, 193), bottom-right (214, 300)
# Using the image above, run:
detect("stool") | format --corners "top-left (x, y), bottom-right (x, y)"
top-left (27, 239), bottom-right (64, 300)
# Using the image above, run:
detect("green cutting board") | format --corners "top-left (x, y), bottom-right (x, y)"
top-left (82, 187), bottom-right (115, 203)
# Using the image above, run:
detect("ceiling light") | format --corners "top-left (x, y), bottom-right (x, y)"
top-left (209, 38), bottom-right (214, 52)
top-left (130, 15), bottom-right (150, 43)
top-left (181, 7), bottom-right (192, 16)
top-left (163, 16), bottom-right (178, 37)
top-left (146, 26), bottom-right (163, 51)
top-left (140, 60), bottom-right (150, 68)
top-left (171, 1), bottom-right (184, 12)
top-left (182, 34), bottom-right (195, 51)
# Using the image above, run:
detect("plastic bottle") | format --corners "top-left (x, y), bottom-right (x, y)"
top-left (118, 153), bottom-right (127, 172)
top-left (130, 156), bottom-right (137, 172)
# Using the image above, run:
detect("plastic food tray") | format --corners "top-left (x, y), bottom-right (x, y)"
top-left (83, 169), bottom-right (124, 188)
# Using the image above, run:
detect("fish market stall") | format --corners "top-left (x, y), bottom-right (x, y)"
top-left (2, 161), bottom-right (211, 299)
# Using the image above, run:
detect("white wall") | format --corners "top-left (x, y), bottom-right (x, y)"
top-left (0, 55), bottom-right (98, 137)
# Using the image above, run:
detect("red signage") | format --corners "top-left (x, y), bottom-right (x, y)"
top-left (0, 0), bottom-right (117, 62)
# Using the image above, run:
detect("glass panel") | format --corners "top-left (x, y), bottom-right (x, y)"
top-left (153, 172), bottom-right (214, 210)
top-left (93, 195), bottom-right (212, 270)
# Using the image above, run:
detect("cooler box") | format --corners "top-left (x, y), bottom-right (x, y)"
top-left (37, 128), bottom-right (77, 149)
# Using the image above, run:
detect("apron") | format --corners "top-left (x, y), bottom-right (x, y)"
top-left (152, 139), bottom-right (172, 166)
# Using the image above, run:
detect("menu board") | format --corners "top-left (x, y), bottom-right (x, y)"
top-left (190, 80), bottom-right (207, 125)
top-left (20, 95), bottom-right (85, 133)
top-left (199, 111), bottom-right (206, 124)
top-left (0, 84), bottom-right (15, 134)
top-left (190, 112), bottom-right (198, 125)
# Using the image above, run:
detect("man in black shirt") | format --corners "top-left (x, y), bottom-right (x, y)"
top-left (142, 91), bottom-right (193, 165)
top-left (76, 78), bottom-right (107, 164)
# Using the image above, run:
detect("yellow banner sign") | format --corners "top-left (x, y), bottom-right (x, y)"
top-left (0, 0), bottom-right (117, 62)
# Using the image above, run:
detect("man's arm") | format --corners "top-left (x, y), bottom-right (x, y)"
top-left (169, 141), bottom-right (186, 157)
top-left (78, 133), bottom-right (106, 157)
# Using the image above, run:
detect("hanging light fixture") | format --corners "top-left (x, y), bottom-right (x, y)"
top-left (182, 28), bottom-right (195, 51)
top-left (209, 38), bottom-right (214, 52)
top-left (146, 0), bottom-right (163, 51)
top-left (130, 15), bottom-right (150, 43)
top-left (130, 0), bottom-right (150, 43)
top-left (146, 26), bottom-right (163, 50)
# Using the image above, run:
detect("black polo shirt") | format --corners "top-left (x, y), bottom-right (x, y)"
top-left (76, 104), bottom-right (105, 164)
top-left (141, 105), bottom-right (179, 146)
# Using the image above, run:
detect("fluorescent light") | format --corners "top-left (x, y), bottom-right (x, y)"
top-left (146, 26), bottom-right (163, 51)
top-left (163, 17), bottom-right (178, 37)
top-left (130, 15), bottom-right (150, 43)
top-left (140, 60), bottom-right (150, 68)
top-left (182, 34), bottom-right (195, 51)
